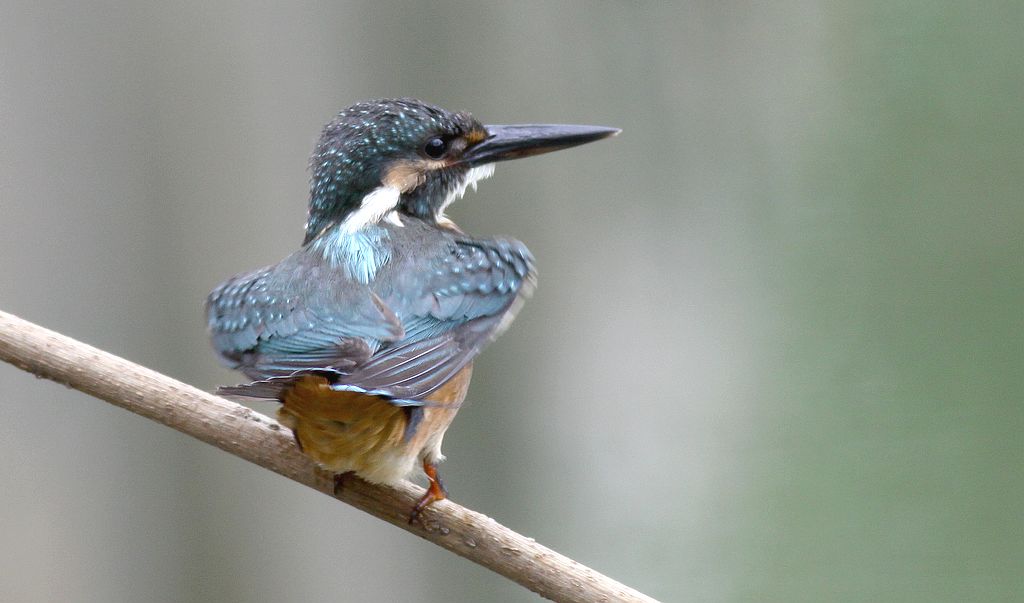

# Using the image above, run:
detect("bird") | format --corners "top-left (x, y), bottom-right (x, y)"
top-left (205, 98), bottom-right (618, 522)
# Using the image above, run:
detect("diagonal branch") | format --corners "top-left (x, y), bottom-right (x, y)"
top-left (0, 309), bottom-right (658, 603)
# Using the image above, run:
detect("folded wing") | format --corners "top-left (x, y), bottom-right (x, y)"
top-left (209, 236), bottom-right (535, 402)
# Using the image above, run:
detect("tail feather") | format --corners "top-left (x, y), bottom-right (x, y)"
top-left (218, 372), bottom-right (428, 444)
top-left (215, 371), bottom-right (428, 408)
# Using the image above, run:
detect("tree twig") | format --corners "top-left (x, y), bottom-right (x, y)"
top-left (0, 309), bottom-right (658, 603)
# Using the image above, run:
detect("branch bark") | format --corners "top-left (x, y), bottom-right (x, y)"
top-left (0, 309), bottom-right (658, 603)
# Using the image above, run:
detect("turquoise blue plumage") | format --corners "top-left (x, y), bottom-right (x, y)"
top-left (204, 98), bottom-right (615, 517)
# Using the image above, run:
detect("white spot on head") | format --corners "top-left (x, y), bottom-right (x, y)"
top-left (341, 185), bottom-right (401, 233)
top-left (436, 163), bottom-right (496, 219)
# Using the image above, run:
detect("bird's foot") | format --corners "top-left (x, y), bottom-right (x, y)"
top-left (312, 467), bottom-right (356, 497)
top-left (409, 460), bottom-right (447, 525)
top-left (332, 471), bottom-right (355, 496)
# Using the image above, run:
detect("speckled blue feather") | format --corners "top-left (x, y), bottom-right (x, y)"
top-left (205, 99), bottom-right (536, 402)
top-left (207, 215), bottom-right (535, 399)
top-left (305, 98), bottom-right (482, 242)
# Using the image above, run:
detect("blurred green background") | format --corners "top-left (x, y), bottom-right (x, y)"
top-left (1, 2), bottom-right (1021, 602)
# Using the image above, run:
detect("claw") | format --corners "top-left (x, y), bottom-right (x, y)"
top-left (333, 471), bottom-right (355, 496)
top-left (409, 460), bottom-right (447, 524)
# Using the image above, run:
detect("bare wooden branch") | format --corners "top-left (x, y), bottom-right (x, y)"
top-left (0, 309), bottom-right (658, 603)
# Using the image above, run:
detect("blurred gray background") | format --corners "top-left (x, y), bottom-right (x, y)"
top-left (1, 2), bottom-right (1021, 602)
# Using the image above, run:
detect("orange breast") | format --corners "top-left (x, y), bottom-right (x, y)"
top-left (277, 365), bottom-right (472, 485)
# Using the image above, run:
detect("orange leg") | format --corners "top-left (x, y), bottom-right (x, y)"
top-left (409, 460), bottom-right (448, 524)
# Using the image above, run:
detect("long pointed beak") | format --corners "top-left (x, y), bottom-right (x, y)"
top-left (461, 123), bottom-right (620, 167)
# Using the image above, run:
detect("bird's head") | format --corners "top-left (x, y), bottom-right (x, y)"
top-left (304, 98), bottom-right (618, 243)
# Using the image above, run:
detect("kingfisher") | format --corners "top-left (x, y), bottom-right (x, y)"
top-left (206, 98), bottom-right (618, 522)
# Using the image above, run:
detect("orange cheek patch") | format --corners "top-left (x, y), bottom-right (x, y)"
top-left (464, 129), bottom-right (487, 145)
top-left (383, 158), bottom-right (452, 193)
top-left (383, 160), bottom-right (427, 192)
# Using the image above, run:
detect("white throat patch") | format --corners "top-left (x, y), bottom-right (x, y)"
top-left (437, 163), bottom-right (495, 218)
top-left (341, 162), bottom-right (496, 231)
top-left (341, 185), bottom-right (401, 233)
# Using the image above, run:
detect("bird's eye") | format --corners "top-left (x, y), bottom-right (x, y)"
top-left (423, 136), bottom-right (448, 159)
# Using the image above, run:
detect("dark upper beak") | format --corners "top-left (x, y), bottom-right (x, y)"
top-left (461, 123), bottom-right (620, 167)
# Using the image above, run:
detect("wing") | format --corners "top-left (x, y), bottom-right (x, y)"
top-left (219, 236), bottom-right (536, 401)
top-left (206, 252), bottom-right (404, 380)
top-left (344, 236), bottom-right (536, 398)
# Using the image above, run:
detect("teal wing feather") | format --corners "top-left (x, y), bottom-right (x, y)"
top-left (206, 252), bottom-right (404, 379)
top-left (210, 236), bottom-right (535, 401)
top-left (346, 236), bottom-right (536, 398)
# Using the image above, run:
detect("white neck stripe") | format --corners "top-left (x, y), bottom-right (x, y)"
top-left (341, 185), bottom-right (401, 233)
